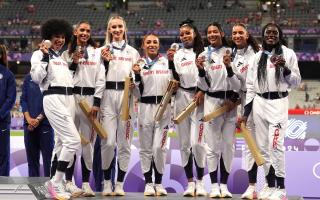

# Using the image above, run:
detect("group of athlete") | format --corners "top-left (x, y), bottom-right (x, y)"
top-left (28, 15), bottom-right (300, 200)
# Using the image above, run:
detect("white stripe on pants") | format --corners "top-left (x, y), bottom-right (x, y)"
top-left (174, 89), bottom-right (206, 168)
top-left (204, 95), bottom-right (236, 173)
top-left (43, 95), bottom-right (81, 164)
top-left (100, 89), bottom-right (133, 171)
top-left (253, 95), bottom-right (287, 178)
top-left (138, 103), bottom-right (170, 174)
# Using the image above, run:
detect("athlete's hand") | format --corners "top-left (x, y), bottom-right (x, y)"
top-left (274, 56), bottom-right (286, 67)
top-left (167, 48), bottom-right (176, 61)
top-left (39, 40), bottom-right (49, 54)
top-left (129, 82), bottom-right (135, 89)
top-left (195, 56), bottom-right (205, 70)
top-left (236, 116), bottom-right (248, 128)
top-left (101, 48), bottom-right (113, 61)
top-left (193, 91), bottom-right (204, 105)
top-left (72, 51), bottom-right (83, 64)
top-left (132, 63), bottom-right (141, 74)
top-left (223, 99), bottom-right (237, 112)
top-left (172, 82), bottom-right (180, 92)
top-left (89, 106), bottom-right (99, 120)
top-left (223, 50), bottom-right (232, 68)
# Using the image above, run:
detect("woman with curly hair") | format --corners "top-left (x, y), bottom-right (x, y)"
top-left (30, 18), bottom-right (77, 200)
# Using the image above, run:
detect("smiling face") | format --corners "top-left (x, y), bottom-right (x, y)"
top-left (179, 26), bottom-right (195, 48)
top-left (232, 25), bottom-right (248, 49)
top-left (108, 18), bottom-right (125, 42)
top-left (143, 34), bottom-right (160, 58)
top-left (207, 25), bottom-right (223, 47)
top-left (264, 25), bottom-right (280, 46)
top-left (74, 22), bottom-right (91, 46)
top-left (50, 34), bottom-right (65, 51)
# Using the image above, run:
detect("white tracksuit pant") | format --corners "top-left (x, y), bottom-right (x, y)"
top-left (44, 94), bottom-right (81, 164)
top-left (174, 89), bottom-right (206, 168)
top-left (253, 95), bottom-right (288, 178)
top-left (100, 89), bottom-right (133, 171)
top-left (74, 94), bottom-right (96, 171)
top-left (204, 95), bottom-right (237, 173)
top-left (138, 103), bottom-right (170, 174)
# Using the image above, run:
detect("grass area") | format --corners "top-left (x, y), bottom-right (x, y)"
top-left (133, 130), bottom-right (177, 138)
top-left (11, 129), bottom-right (242, 138)
top-left (10, 130), bottom-right (24, 136)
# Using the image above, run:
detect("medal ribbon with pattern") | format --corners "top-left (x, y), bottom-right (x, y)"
top-left (143, 54), bottom-right (161, 70)
top-left (207, 45), bottom-right (222, 63)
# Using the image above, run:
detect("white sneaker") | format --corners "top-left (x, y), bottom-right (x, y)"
top-left (65, 181), bottom-right (83, 197)
top-left (209, 183), bottom-right (221, 198)
top-left (102, 180), bottom-right (113, 196)
top-left (82, 182), bottom-right (95, 197)
top-left (144, 183), bottom-right (155, 196)
top-left (241, 185), bottom-right (257, 199)
top-left (268, 188), bottom-right (287, 200)
top-left (155, 184), bottom-right (167, 196)
top-left (220, 183), bottom-right (232, 198)
top-left (183, 181), bottom-right (195, 197)
top-left (258, 184), bottom-right (275, 200)
top-left (45, 180), bottom-right (71, 200)
top-left (195, 180), bottom-right (207, 196)
top-left (114, 182), bottom-right (125, 196)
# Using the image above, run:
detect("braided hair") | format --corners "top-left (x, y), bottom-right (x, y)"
top-left (258, 23), bottom-right (287, 88)
top-left (179, 18), bottom-right (204, 57)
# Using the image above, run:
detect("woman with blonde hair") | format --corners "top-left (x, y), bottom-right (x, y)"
top-left (100, 16), bottom-right (140, 196)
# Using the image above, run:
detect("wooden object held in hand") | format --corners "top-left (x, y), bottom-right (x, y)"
top-left (121, 76), bottom-right (132, 121)
top-left (79, 99), bottom-right (108, 139)
top-left (202, 100), bottom-right (241, 122)
top-left (154, 80), bottom-right (179, 122)
top-left (173, 101), bottom-right (197, 124)
top-left (240, 123), bottom-right (265, 166)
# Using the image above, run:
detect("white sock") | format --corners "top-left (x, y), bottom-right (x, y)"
top-left (52, 171), bottom-right (64, 183)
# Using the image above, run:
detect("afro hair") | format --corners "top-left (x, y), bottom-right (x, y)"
top-left (41, 18), bottom-right (73, 44)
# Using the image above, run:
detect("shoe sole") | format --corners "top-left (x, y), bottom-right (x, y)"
top-left (55, 197), bottom-right (70, 200)
top-left (70, 191), bottom-right (83, 198)
top-left (102, 192), bottom-right (113, 196)
top-left (144, 192), bottom-right (155, 196)
top-left (83, 193), bottom-right (95, 197)
top-left (156, 192), bottom-right (168, 196)
top-left (196, 192), bottom-right (207, 196)
top-left (209, 194), bottom-right (221, 198)
top-left (183, 193), bottom-right (195, 197)
top-left (113, 192), bottom-right (125, 196)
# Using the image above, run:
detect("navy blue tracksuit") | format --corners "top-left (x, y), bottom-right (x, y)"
top-left (20, 74), bottom-right (54, 177)
top-left (0, 64), bottom-right (16, 176)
